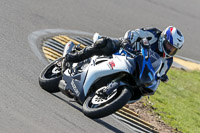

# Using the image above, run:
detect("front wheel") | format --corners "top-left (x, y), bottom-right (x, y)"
top-left (82, 86), bottom-right (132, 119)
top-left (39, 57), bottom-right (63, 93)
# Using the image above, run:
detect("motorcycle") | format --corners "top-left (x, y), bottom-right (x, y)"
top-left (39, 37), bottom-right (162, 119)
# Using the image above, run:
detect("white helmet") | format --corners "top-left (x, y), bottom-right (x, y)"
top-left (158, 26), bottom-right (184, 58)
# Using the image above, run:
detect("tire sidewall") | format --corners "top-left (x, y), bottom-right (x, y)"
top-left (39, 58), bottom-right (63, 93)
top-left (82, 86), bottom-right (131, 119)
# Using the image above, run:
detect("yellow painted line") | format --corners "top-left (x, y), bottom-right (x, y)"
top-left (55, 36), bottom-right (69, 43)
top-left (56, 36), bottom-right (74, 44)
top-left (53, 37), bottom-right (68, 45)
top-left (42, 50), bottom-right (61, 59)
top-left (174, 57), bottom-right (200, 71)
top-left (42, 47), bottom-right (61, 59)
top-left (56, 35), bottom-right (86, 49)
top-left (43, 51), bottom-right (59, 60)
top-left (60, 35), bottom-right (86, 48)
top-left (58, 35), bottom-right (80, 44)
top-left (121, 106), bottom-right (139, 117)
top-left (42, 46), bottom-right (62, 57)
top-left (55, 36), bottom-right (72, 44)
top-left (42, 35), bottom-right (88, 61)
top-left (118, 109), bottom-right (154, 129)
top-left (43, 53), bottom-right (57, 61)
top-left (115, 111), bottom-right (158, 132)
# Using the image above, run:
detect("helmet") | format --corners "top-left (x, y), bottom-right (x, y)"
top-left (158, 26), bottom-right (184, 58)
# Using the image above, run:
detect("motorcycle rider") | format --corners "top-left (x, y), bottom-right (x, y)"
top-left (63, 26), bottom-right (184, 82)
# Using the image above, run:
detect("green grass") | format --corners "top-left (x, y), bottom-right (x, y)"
top-left (148, 68), bottom-right (200, 133)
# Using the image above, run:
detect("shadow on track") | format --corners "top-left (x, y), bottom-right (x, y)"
top-left (93, 119), bottom-right (124, 133)
top-left (52, 93), bottom-right (82, 112)
top-left (52, 93), bottom-right (124, 133)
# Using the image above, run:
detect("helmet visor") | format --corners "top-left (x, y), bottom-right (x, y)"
top-left (163, 40), bottom-right (178, 56)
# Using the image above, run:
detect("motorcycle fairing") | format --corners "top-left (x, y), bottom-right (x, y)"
top-left (63, 70), bottom-right (88, 103)
top-left (134, 48), bottom-right (162, 95)
top-left (62, 55), bottom-right (133, 103)
top-left (83, 55), bottom-right (133, 96)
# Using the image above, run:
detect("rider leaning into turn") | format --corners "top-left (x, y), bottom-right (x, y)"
top-left (63, 26), bottom-right (184, 83)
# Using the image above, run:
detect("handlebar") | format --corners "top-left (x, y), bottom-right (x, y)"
top-left (119, 37), bottom-right (151, 58)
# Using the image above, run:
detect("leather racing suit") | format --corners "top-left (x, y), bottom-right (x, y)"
top-left (65, 28), bottom-right (172, 82)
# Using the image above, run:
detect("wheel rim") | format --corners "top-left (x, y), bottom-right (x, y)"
top-left (90, 86), bottom-right (118, 107)
top-left (44, 62), bottom-right (61, 79)
top-left (52, 67), bottom-right (61, 74)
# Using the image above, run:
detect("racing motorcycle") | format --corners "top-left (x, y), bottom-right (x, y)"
top-left (39, 37), bottom-right (162, 119)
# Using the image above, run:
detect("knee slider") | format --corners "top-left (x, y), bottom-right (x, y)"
top-left (93, 37), bottom-right (107, 48)
top-left (101, 38), bottom-right (115, 56)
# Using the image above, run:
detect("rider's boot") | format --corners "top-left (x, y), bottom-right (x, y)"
top-left (62, 36), bottom-right (122, 69)
top-left (62, 41), bottom-right (75, 73)
top-left (93, 33), bottom-right (101, 43)
top-left (63, 37), bottom-right (108, 64)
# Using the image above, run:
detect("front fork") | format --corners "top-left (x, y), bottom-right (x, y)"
top-left (98, 74), bottom-right (128, 97)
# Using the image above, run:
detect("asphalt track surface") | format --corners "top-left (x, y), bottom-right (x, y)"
top-left (0, 0), bottom-right (199, 133)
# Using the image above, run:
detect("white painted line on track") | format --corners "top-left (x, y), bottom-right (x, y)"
top-left (175, 55), bottom-right (200, 64)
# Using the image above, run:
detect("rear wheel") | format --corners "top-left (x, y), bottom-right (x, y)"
top-left (39, 58), bottom-right (63, 93)
top-left (82, 86), bottom-right (132, 119)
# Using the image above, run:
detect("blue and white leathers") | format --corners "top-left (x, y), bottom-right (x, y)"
top-left (124, 28), bottom-right (173, 76)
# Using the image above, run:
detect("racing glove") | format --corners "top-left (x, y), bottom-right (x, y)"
top-left (124, 30), bottom-right (140, 44)
top-left (123, 30), bottom-right (143, 54)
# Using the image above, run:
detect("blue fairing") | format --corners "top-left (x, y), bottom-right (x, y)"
top-left (135, 48), bottom-right (162, 95)
top-left (140, 48), bottom-right (155, 79)
top-left (114, 47), bottom-right (162, 95)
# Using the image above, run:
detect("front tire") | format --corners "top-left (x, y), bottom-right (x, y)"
top-left (39, 58), bottom-right (63, 93)
top-left (82, 86), bottom-right (132, 119)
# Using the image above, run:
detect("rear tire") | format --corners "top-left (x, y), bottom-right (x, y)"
top-left (82, 86), bottom-right (131, 119)
top-left (39, 58), bottom-right (63, 93)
